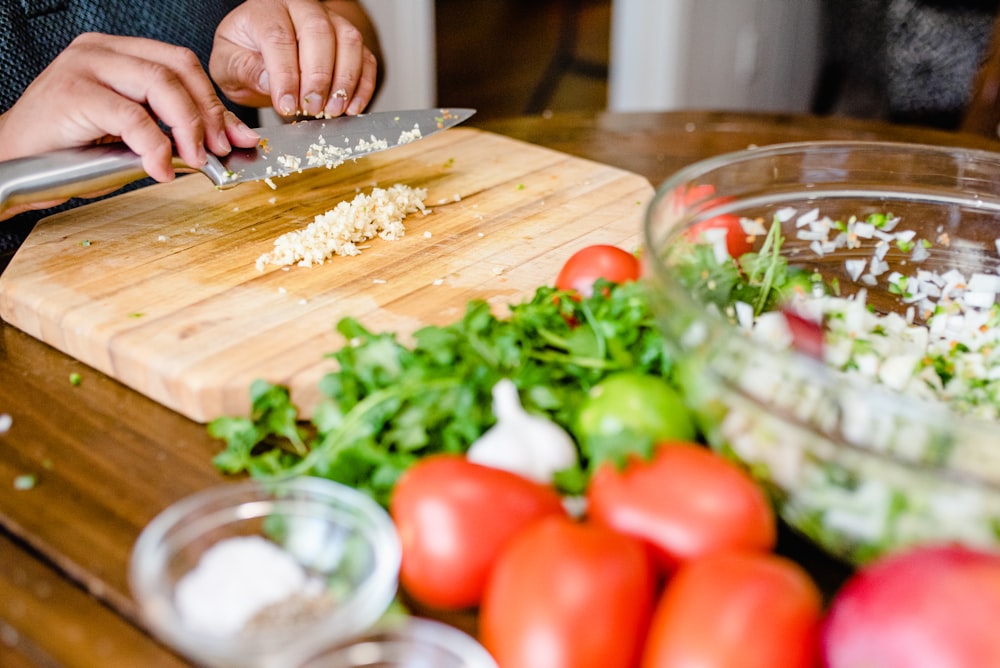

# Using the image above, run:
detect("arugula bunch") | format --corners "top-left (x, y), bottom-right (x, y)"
top-left (208, 280), bottom-right (673, 507)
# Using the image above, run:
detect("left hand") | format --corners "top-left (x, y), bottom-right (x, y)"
top-left (210, 0), bottom-right (381, 118)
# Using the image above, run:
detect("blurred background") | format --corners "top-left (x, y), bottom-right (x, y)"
top-left (363, 0), bottom-right (1000, 133)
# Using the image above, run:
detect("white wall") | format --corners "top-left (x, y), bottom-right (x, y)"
top-left (609, 0), bottom-right (821, 113)
top-left (361, 0), bottom-right (437, 111)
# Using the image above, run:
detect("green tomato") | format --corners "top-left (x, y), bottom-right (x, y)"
top-left (575, 372), bottom-right (696, 466)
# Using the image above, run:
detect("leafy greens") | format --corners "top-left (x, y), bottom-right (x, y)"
top-left (208, 280), bottom-right (674, 507)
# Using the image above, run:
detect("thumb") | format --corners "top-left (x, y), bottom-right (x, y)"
top-left (209, 40), bottom-right (271, 108)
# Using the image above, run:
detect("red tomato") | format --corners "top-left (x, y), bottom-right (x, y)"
top-left (677, 183), bottom-right (753, 259)
top-left (685, 214), bottom-right (753, 259)
top-left (823, 544), bottom-right (1000, 668)
top-left (389, 454), bottom-right (566, 610)
top-left (555, 244), bottom-right (640, 297)
top-left (479, 515), bottom-right (656, 668)
top-left (641, 551), bottom-right (823, 668)
top-left (586, 442), bottom-right (776, 570)
top-left (782, 307), bottom-right (824, 360)
top-left (678, 183), bottom-right (720, 206)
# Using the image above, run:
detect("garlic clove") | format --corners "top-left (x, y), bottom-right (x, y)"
top-left (466, 379), bottom-right (578, 484)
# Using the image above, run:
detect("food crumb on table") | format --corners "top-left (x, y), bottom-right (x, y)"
top-left (13, 474), bottom-right (35, 490)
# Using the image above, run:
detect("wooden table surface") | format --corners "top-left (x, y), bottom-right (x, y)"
top-left (2, 109), bottom-right (1000, 666)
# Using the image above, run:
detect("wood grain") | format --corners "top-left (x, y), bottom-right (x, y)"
top-left (0, 129), bottom-right (652, 423)
top-left (8, 111), bottom-right (1000, 666)
top-left (0, 533), bottom-right (186, 667)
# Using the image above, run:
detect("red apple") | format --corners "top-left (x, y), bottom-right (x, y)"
top-left (822, 544), bottom-right (1000, 668)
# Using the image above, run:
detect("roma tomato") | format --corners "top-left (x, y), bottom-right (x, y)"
top-left (480, 515), bottom-right (656, 668)
top-left (684, 214), bottom-right (752, 259)
top-left (555, 244), bottom-right (640, 297)
top-left (678, 183), bottom-right (752, 259)
top-left (641, 551), bottom-right (823, 668)
top-left (823, 544), bottom-right (1000, 668)
top-left (574, 372), bottom-right (696, 456)
top-left (586, 443), bottom-right (776, 569)
top-left (389, 454), bottom-right (566, 610)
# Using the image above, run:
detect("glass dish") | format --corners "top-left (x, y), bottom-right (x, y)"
top-left (301, 616), bottom-right (497, 668)
top-left (643, 140), bottom-right (1000, 565)
top-left (129, 476), bottom-right (401, 668)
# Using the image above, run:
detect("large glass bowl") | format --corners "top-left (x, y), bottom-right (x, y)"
top-left (643, 140), bottom-right (1000, 565)
top-left (129, 476), bottom-right (401, 668)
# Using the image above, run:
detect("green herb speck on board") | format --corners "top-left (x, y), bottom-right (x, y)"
top-left (128, 312), bottom-right (144, 319)
top-left (69, 372), bottom-right (82, 386)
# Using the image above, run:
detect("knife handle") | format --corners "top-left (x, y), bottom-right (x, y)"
top-left (0, 143), bottom-right (225, 216)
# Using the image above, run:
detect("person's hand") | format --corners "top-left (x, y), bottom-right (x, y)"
top-left (0, 32), bottom-right (261, 184)
top-left (210, 0), bottom-right (382, 118)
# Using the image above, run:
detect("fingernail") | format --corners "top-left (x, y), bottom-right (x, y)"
top-left (324, 88), bottom-right (349, 117)
top-left (325, 98), bottom-right (345, 117)
top-left (279, 94), bottom-right (297, 116)
top-left (195, 145), bottom-right (208, 167)
top-left (302, 93), bottom-right (323, 117)
top-left (217, 130), bottom-right (232, 153)
top-left (237, 122), bottom-right (260, 142)
top-left (346, 97), bottom-right (365, 116)
top-left (258, 70), bottom-right (270, 93)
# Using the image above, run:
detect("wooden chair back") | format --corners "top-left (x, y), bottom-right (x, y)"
top-left (962, 12), bottom-right (1000, 138)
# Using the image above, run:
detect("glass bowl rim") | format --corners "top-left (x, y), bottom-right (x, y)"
top-left (299, 616), bottom-right (499, 668)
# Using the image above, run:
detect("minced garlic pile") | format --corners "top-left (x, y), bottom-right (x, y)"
top-left (255, 184), bottom-right (428, 271)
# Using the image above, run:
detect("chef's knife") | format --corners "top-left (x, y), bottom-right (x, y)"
top-left (0, 107), bottom-right (475, 215)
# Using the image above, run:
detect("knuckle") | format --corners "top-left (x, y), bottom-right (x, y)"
top-left (69, 32), bottom-right (99, 48)
top-left (140, 59), bottom-right (176, 86)
top-left (117, 101), bottom-right (159, 133)
top-left (299, 14), bottom-right (335, 40)
top-left (202, 96), bottom-right (228, 120)
top-left (169, 46), bottom-right (203, 71)
top-left (261, 21), bottom-right (296, 49)
top-left (336, 24), bottom-right (364, 49)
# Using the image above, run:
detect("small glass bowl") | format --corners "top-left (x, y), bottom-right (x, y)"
top-left (300, 616), bottom-right (497, 668)
top-left (129, 476), bottom-right (401, 668)
top-left (644, 140), bottom-right (1000, 565)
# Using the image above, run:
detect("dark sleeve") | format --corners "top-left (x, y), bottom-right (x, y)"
top-left (917, 0), bottom-right (1000, 11)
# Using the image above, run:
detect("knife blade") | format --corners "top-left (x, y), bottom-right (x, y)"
top-left (0, 107), bottom-right (475, 215)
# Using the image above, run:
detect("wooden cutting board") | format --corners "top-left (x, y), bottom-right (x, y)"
top-left (0, 128), bottom-right (653, 423)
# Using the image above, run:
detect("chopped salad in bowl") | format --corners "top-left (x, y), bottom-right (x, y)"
top-left (644, 141), bottom-right (1000, 565)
